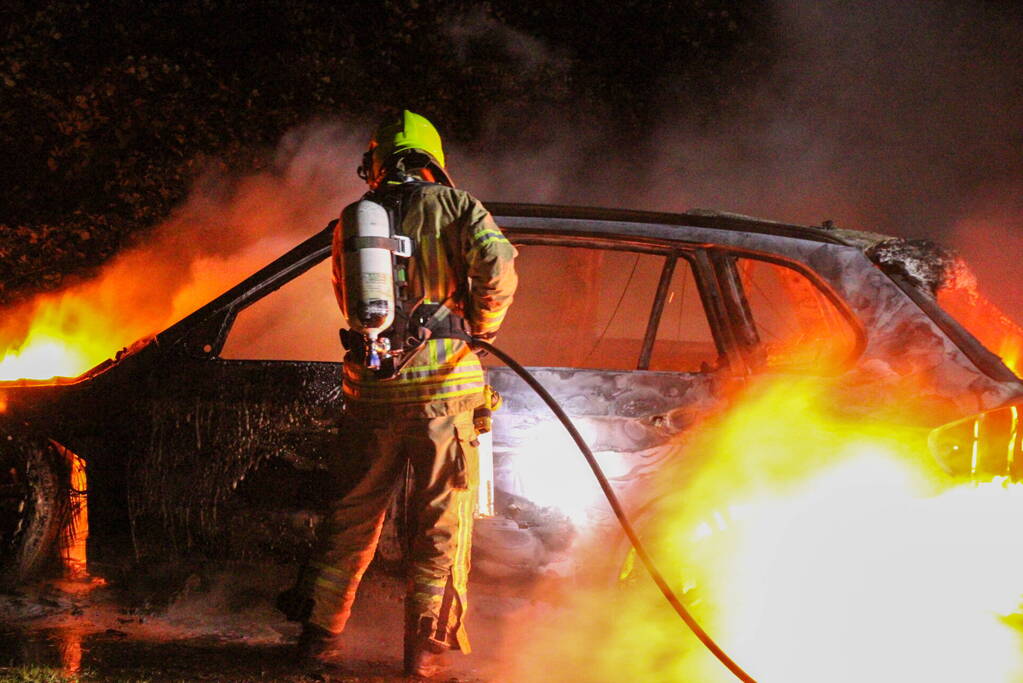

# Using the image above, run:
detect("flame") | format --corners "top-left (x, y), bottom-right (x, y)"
top-left (61, 446), bottom-right (89, 578)
top-left (500, 379), bottom-right (1023, 682)
top-left (0, 297), bottom-right (112, 381)
top-left (999, 335), bottom-right (1023, 377)
top-left (0, 235), bottom-right (302, 382)
top-left (936, 266), bottom-right (1023, 377)
top-left (499, 419), bottom-right (628, 526)
top-left (1, 127), bottom-right (365, 382)
top-left (707, 459), bottom-right (1023, 682)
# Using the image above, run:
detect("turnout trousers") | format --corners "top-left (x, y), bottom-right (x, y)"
top-left (305, 410), bottom-right (478, 653)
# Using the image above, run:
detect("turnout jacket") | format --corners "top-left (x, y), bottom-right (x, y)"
top-left (332, 182), bottom-right (518, 417)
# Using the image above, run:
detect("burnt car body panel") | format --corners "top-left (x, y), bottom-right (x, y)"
top-left (2, 204), bottom-right (1021, 574)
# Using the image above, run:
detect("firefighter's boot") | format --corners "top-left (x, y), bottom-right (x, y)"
top-left (276, 586), bottom-right (313, 623)
top-left (404, 616), bottom-right (451, 680)
top-left (295, 622), bottom-right (344, 674)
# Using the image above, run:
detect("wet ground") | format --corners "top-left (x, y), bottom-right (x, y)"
top-left (0, 564), bottom-right (566, 682)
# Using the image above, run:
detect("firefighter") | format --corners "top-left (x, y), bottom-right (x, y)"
top-left (286, 110), bottom-right (517, 678)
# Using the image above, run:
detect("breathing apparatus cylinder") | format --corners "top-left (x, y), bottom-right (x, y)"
top-left (338, 199), bottom-right (411, 369)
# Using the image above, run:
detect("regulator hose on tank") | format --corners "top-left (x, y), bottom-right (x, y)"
top-left (475, 340), bottom-right (758, 683)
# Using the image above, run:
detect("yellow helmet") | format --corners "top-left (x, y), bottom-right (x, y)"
top-left (359, 110), bottom-right (449, 188)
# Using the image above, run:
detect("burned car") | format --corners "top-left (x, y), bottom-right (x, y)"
top-left (2, 204), bottom-right (1022, 584)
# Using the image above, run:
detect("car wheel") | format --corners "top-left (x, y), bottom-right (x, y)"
top-left (0, 435), bottom-right (68, 586)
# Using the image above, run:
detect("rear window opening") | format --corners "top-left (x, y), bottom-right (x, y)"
top-left (735, 257), bottom-right (860, 373)
top-left (491, 245), bottom-right (718, 372)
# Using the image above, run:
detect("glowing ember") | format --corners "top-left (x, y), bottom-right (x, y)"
top-left (61, 447), bottom-right (89, 579)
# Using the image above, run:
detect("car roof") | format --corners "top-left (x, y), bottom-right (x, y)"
top-left (485, 203), bottom-right (894, 250)
top-left (152, 202), bottom-right (894, 356)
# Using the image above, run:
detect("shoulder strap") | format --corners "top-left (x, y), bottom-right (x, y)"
top-left (368, 179), bottom-right (440, 233)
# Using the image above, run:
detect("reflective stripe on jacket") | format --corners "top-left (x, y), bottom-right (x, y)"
top-left (333, 183), bottom-right (518, 417)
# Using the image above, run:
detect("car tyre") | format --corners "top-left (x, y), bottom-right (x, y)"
top-left (0, 435), bottom-right (68, 587)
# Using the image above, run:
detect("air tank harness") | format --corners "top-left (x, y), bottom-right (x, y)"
top-left (340, 301), bottom-right (471, 380)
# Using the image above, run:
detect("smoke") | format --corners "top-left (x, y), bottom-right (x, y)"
top-left (949, 192), bottom-right (1023, 333)
top-left (455, 0), bottom-right (1023, 322)
top-left (6, 0), bottom-right (1018, 376)
top-left (640, 0), bottom-right (1023, 318)
top-left (119, 121), bottom-right (364, 311)
top-left (445, 8), bottom-right (569, 75)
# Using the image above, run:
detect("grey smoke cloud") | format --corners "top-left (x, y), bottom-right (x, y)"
top-left (644, 2), bottom-right (1019, 218)
top-left (456, 0), bottom-right (1023, 319)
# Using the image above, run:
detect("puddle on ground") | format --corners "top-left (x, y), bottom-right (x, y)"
top-left (0, 565), bottom-right (548, 682)
top-left (0, 628), bottom-right (314, 682)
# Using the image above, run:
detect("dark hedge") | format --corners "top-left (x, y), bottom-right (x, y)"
top-left (0, 0), bottom-right (769, 304)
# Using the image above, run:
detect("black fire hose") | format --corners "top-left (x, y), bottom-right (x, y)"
top-left (476, 340), bottom-right (758, 683)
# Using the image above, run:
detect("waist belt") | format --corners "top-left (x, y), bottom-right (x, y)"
top-left (340, 302), bottom-right (471, 380)
top-left (405, 302), bottom-right (471, 345)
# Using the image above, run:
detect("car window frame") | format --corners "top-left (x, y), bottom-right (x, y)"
top-left (709, 247), bottom-right (867, 374)
top-left (507, 234), bottom-right (733, 374)
top-left (171, 218), bottom-right (856, 380)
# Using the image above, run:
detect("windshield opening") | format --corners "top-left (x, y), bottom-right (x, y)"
top-left (867, 237), bottom-right (1022, 380)
top-left (936, 272), bottom-right (1023, 378)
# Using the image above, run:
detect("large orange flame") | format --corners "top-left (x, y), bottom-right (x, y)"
top-left (0, 236), bottom-right (302, 382)
top-left (0, 296), bottom-right (120, 381)
top-left (939, 287), bottom-right (1023, 376)
top-left (500, 378), bottom-right (1023, 682)
top-left (0, 125), bottom-right (364, 382)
